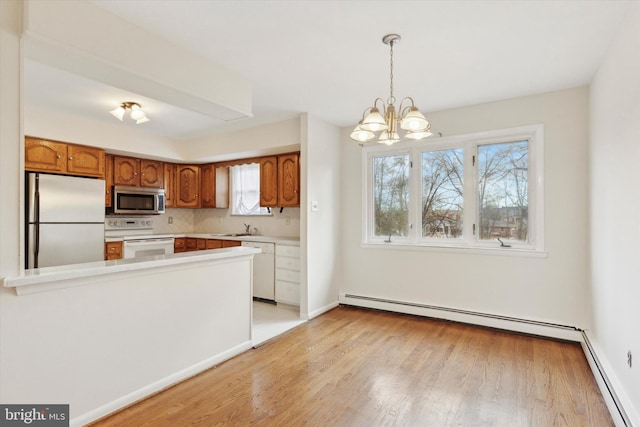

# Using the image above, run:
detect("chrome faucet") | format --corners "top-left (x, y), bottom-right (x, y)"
top-left (243, 223), bottom-right (251, 234)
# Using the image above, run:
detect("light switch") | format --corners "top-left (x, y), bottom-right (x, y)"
top-left (311, 200), bottom-right (319, 212)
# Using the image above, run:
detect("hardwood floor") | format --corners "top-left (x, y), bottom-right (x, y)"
top-left (91, 306), bottom-right (613, 426)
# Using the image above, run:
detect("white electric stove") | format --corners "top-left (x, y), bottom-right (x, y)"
top-left (105, 217), bottom-right (174, 259)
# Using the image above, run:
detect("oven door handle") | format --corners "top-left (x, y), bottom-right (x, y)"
top-left (125, 239), bottom-right (174, 246)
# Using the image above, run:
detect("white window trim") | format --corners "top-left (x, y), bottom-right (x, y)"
top-left (361, 124), bottom-right (545, 255)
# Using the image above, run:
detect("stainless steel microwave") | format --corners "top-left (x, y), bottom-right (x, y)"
top-left (111, 186), bottom-right (165, 215)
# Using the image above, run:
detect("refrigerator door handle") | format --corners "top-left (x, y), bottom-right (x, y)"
top-left (34, 186), bottom-right (40, 268)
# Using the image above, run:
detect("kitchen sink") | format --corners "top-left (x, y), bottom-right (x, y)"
top-left (207, 233), bottom-right (252, 237)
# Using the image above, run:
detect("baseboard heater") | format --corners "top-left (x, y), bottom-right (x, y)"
top-left (342, 293), bottom-right (631, 427)
top-left (581, 331), bottom-right (632, 427)
top-left (343, 293), bottom-right (580, 331)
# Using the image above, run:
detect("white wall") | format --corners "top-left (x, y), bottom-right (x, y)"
top-left (26, 105), bottom-right (182, 161)
top-left (341, 87), bottom-right (590, 328)
top-left (183, 118), bottom-right (301, 162)
top-left (0, 257), bottom-right (253, 426)
top-left (0, 0), bottom-right (22, 280)
top-left (302, 114), bottom-right (342, 318)
top-left (589, 2), bottom-right (640, 423)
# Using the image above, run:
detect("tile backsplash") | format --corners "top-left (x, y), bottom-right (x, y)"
top-left (153, 208), bottom-right (195, 234)
top-left (153, 207), bottom-right (300, 238)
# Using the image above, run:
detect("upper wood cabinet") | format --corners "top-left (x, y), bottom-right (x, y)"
top-left (163, 163), bottom-right (176, 208)
top-left (105, 154), bottom-right (114, 207)
top-left (113, 156), bottom-right (139, 186)
top-left (113, 156), bottom-right (163, 188)
top-left (278, 153), bottom-right (300, 207)
top-left (260, 153), bottom-right (300, 207)
top-left (140, 159), bottom-right (164, 188)
top-left (260, 156), bottom-right (278, 207)
top-left (200, 163), bottom-right (217, 208)
top-left (25, 137), bottom-right (105, 178)
top-left (176, 164), bottom-right (200, 208)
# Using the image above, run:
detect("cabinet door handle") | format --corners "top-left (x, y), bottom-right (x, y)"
top-left (56, 154), bottom-right (62, 159)
top-left (68, 156), bottom-right (73, 160)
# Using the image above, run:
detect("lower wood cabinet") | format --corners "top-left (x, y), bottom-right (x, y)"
top-left (174, 237), bottom-right (186, 253)
top-left (206, 239), bottom-right (223, 249)
top-left (104, 241), bottom-right (123, 260)
top-left (178, 238), bottom-right (240, 252)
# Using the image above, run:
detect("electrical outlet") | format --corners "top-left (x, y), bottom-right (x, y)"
top-left (168, 216), bottom-right (173, 224)
top-left (285, 216), bottom-right (291, 226)
top-left (628, 351), bottom-right (633, 368)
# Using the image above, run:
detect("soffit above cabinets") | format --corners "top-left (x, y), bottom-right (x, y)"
top-left (22, 0), bottom-right (252, 139)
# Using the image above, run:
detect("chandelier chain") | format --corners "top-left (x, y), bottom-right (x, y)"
top-left (388, 39), bottom-right (395, 105)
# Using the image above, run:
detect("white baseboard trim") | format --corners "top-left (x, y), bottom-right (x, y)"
top-left (70, 340), bottom-right (253, 427)
top-left (307, 300), bottom-right (340, 320)
top-left (581, 330), bottom-right (637, 427)
top-left (340, 293), bottom-right (583, 341)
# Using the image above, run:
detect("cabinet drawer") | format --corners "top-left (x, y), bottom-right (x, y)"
top-left (276, 268), bottom-right (300, 283)
top-left (276, 244), bottom-right (300, 257)
top-left (276, 255), bottom-right (300, 271)
top-left (276, 280), bottom-right (300, 306)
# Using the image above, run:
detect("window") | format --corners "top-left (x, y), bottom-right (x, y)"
top-left (230, 163), bottom-right (270, 216)
top-left (364, 124), bottom-right (543, 252)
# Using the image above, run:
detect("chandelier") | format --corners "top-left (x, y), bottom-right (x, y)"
top-left (350, 34), bottom-right (432, 145)
top-left (110, 102), bottom-right (150, 124)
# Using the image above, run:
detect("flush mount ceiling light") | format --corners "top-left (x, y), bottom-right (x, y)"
top-left (350, 34), bottom-right (432, 145)
top-left (110, 102), bottom-right (150, 124)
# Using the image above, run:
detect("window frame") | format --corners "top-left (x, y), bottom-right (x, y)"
top-left (362, 124), bottom-right (544, 254)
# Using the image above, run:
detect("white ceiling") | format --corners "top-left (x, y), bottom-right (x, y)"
top-left (24, 0), bottom-right (632, 140)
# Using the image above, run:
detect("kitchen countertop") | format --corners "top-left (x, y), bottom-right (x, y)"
top-left (178, 234), bottom-right (300, 246)
top-left (2, 246), bottom-right (260, 294)
top-left (107, 233), bottom-right (301, 245)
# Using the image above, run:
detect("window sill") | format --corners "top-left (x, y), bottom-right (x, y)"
top-left (361, 241), bottom-right (547, 258)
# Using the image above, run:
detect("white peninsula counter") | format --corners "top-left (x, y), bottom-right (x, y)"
top-left (0, 246), bottom-right (260, 426)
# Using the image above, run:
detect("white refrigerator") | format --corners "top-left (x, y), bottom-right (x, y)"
top-left (26, 173), bottom-right (105, 269)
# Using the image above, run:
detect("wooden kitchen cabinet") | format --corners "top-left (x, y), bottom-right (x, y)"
top-left (222, 240), bottom-right (242, 248)
top-left (259, 156), bottom-right (278, 207)
top-left (140, 159), bottom-right (164, 188)
top-left (113, 156), bottom-right (139, 186)
top-left (104, 241), bottom-right (123, 260)
top-left (175, 165), bottom-right (200, 208)
top-left (200, 163), bottom-right (217, 208)
top-left (105, 154), bottom-right (114, 206)
top-left (277, 153), bottom-right (300, 207)
top-left (174, 237), bottom-right (186, 253)
top-left (196, 238), bottom-right (207, 250)
top-left (259, 153), bottom-right (300, 207)
top-left (163, 163), bottom-right (176, 208)
top-left (185, 237), bottom-right (199, 251)
top-left (206, 239), bottom-right (223, 249)
top-left (113, 156), bottom-right (163, 188)
top-left (25, 137), bottom-right (105, 178)
top-left (67, 144), bottom-right (105, 178)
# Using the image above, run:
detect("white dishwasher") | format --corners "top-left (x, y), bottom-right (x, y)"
top-left (241, 241), bottom-right (275, 301)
